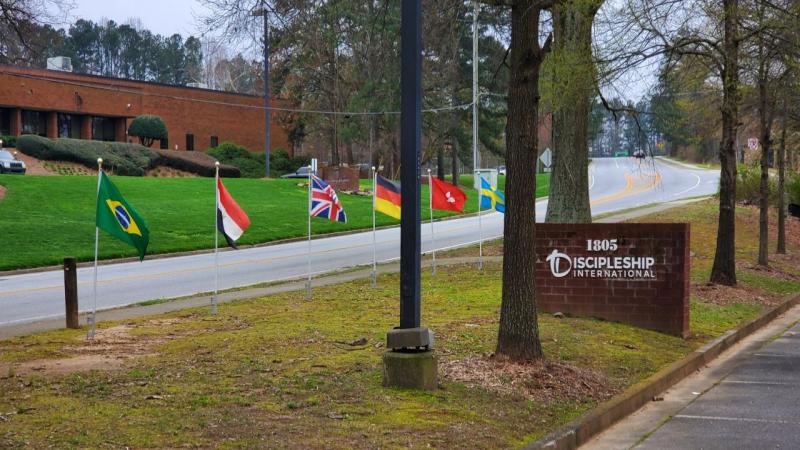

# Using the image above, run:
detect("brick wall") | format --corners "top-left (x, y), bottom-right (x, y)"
top-left (0, 65), bottom-right (291, 155)
top-left (535, 223), bottom-right (690, 337)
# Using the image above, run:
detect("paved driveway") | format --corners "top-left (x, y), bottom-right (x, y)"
top-left (637, 323), bottom-right (800, 449)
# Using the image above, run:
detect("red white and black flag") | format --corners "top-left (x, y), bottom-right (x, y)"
top-left (217, 178), bottom-right (251, 248)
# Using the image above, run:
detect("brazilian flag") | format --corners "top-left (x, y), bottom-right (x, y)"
top-left (96, 172), bottom-right (150, 260)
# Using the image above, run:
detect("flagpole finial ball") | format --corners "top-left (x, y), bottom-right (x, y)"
top-left (371, 166), bottom-right (375, 171)
top-left (215, 161), bottom-right (220, 167)
top-left (97, 158), bottom-right (103, 164)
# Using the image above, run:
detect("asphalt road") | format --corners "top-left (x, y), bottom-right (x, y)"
top-left (636, 321), bottom-right (800, 449)
top-left (0, 157), bottom-right (719, 326)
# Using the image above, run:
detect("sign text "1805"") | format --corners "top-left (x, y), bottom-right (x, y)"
top-left (587, 239), bottom-right (618, 252)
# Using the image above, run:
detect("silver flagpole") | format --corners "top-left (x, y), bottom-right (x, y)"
top-left (477, 173), bottom-right (483, 270)
top-left (212, 162), bottom-right (220, 315)
top-left (371, 167), bottom-right (377, 287)
top-left (428, 169), bottom-right (436, 275)
top-left (305, 165), bottom-right (312, 300)
top-left (89, 157), bottom-right (103, 340)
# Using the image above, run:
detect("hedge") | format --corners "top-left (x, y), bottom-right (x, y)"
top-left (17, 135), bottom-right (155, 176)
top-left (208, 141), bottom-right (310, 178)
top-left (154, 150), bottom-right (240, 178)
top-left (15, 135), bottom-right (239, 177)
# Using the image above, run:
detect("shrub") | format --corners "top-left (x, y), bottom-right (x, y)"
top-left (208, 142), bottom-right (263, 178)
top-left (155, 150), bottom-right (240, 178)
top-left (128, 115), bottom-right (168, 147)
top-left (17, 135), bottom-right (154, 176)
top-left (0, 135), bottom-right (17, 148)
top-left (787, 173), bottom-right (800, 205)
top-left (736, 163), bottom-right (778, 206)
top-left (207, 142), bottom-right (252, 161)
top-left (207, 142), bottom-right (307, 178)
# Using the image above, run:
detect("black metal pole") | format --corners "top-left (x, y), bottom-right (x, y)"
top-left (399, 0), bottom-right (422, 329)
top-left (263, 2), bottom-right (271, 178)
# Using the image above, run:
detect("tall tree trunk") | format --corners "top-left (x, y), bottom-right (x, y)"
top-left (451, 139), bottom-right (460, 186)
top-left (777, 99), bottom-right (787, 254)
top-left (757, 68), bottom-right (773, 267)
top-left (437, 145), bottom-right (445, 180)
top-left (546, 0), bottom-right (598, 223)
top-left (345, 142), bottom-right (354, 165)
top-left (496, 0), bottom-right (549, 362)
top-left (710, 0), bottom-right (740, 286)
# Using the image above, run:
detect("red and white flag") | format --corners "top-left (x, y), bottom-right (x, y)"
top-left (430, 176), bottom-right (467, 213)
top-left (217, 178), bottom-right (251, 248)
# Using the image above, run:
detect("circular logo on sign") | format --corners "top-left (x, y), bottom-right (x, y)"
top-left (546, 249), bottom-right (572, 278)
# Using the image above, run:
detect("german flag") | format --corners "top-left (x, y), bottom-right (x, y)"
top-left (375, 175), bottom-right (401, 219)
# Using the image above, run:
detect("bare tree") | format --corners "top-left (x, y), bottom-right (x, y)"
top-left (0, 0), bottom-right (73, 63)
top-left (608, 0), bottom-right (745, 285)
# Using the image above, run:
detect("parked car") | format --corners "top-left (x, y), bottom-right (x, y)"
top-left (0, 150), bottom-right (26, 174)
top-left (498, 165), bottom-right (506, 175)
top-left (280, 166), bottom-right (311, 179)
top-left (633, 150), bottom-right (646, 159)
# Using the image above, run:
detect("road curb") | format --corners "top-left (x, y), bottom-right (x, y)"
top-left (525, 292), bottom-right (800, 450)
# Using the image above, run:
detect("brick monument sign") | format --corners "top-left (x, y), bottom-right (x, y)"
top-left (321, 166), bottom-right (360, 192)
top-left (535, 223), bottom-right (690, 337)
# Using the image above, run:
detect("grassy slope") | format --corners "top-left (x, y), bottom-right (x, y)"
top-left (0, 174), bottom-right (548, 270)
top-left (1, 199), bottom-right (797, 448)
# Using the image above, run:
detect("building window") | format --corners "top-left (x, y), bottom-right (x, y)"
top-left (210, 136), bottom-right (219, 148)
top-left (186, 134), bottom-right (194, 151)
top-left (0, 108), bottom-right (10, 136)
top-left (57, 113), bottom-right (81, 139)
top-left (92, 116), bottom-right (116, 141)
top-left (21, 110), bottom-right (47, 136)
top-left (160, 137), bottom-right (169, 150)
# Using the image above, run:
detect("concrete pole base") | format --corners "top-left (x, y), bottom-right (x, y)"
top-left (382, 350), bottom-right (438, 390)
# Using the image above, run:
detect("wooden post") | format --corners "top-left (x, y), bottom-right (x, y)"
top-left (64, 257), bottom-right (79, 329)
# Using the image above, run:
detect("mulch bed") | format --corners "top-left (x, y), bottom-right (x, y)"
top-left (693, 281), bottom-right (782, 306)
top-left (440, 356), bottom-right (618, 404)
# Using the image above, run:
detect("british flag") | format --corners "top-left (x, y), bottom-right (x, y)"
top-left (310, 174), bottom-right (347, 223)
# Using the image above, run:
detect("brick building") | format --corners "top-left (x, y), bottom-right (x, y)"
top-left (0, 64), bottom-right (290, 153)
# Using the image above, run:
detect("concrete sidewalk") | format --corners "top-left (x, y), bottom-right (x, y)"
top-left (583, 304), bottom-right (800, 450)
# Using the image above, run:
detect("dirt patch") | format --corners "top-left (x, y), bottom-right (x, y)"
top-left (0, 185), bottom-right (5, 201)
top-left (440, 356), bottom-right (618, 403)
top-left (0, 318), bottom-right (190, 377)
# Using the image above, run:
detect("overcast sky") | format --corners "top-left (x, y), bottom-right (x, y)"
top-left (62, 0), bottom-right (651, 101)
top-left (68, 0), bottom-right (206, 37)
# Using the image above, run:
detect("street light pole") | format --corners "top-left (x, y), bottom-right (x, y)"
top-left (472, 0), bottom-right (479, 176)
top-left (382, 0), bottom-right (436, 391)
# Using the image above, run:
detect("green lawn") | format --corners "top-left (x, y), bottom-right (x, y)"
top-left (0, 174), bottom-right (550, 270)
top-left (0, 263), bottom-right (703, 449)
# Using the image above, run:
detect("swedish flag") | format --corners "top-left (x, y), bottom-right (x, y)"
top-left (480, 177), bottom-right (505, 213)
top-left (96, 172), bottom-right (150, 260)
